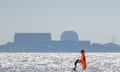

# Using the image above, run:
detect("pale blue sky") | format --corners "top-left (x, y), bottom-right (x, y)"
top-left (0, 0), bottom-right (120, 45)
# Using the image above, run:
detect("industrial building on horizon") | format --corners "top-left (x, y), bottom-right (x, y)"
top-left (0, 31), bottom-right (120, 52)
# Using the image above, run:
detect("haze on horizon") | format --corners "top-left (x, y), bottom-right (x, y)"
top-left (0, 0), bottom-right (120, 45)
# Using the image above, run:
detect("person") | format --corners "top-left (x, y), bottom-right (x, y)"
top-left (73, 49), bottom-right (87, 71)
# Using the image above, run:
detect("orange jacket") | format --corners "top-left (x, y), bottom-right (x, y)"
top-left (80, 52), bottom-right (87, 70)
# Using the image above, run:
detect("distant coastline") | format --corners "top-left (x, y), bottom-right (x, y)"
top-left (0, 31), bottom-right (120, 52)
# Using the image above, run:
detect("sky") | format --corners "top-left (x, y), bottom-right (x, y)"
top-left (0, 0), bottom-right (120, 45)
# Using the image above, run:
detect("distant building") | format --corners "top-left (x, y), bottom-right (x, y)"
top-left (14, 33), bottom-right (51, 46)
top-left (0, 31), bottom-right (120, 52)
top-left (13, 33), bottom-right (51, 52)
top-left (60, 31), bottom-right (79, 41)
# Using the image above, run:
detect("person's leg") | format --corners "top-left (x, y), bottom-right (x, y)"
top-left (73, 59), bottom-right (79, 71)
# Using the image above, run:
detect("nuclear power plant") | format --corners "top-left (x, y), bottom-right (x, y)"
top-left (0, 31), bottom-right (120, 52)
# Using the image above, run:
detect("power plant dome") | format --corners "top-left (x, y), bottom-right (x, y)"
top-left (60, 31), bottom-right (79, 41)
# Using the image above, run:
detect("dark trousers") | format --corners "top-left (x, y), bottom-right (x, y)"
top-left (73, 59), bottom-right (80, 71)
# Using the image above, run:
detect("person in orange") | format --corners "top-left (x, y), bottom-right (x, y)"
top-left (73, 49), bottom-right (87, 71)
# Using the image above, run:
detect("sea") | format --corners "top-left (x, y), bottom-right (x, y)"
top-left (0, 53), bottom-right (120, 72)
